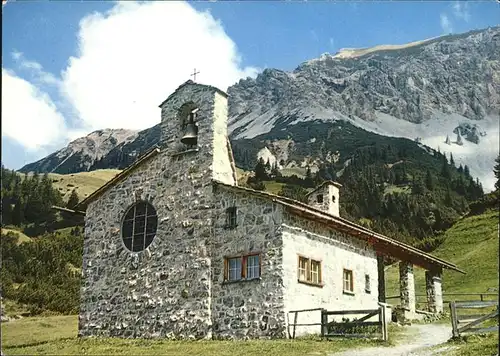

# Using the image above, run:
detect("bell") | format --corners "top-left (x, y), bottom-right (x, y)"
top-left (181, 112), bottom-right (198, 146)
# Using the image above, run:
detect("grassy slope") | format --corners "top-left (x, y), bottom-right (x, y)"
top-left (1, 315), bottom-right (400, 355)
top-left (385, 209), bottom-right (499, 298)
top-left (47, 169), bottom-right (121, 202)
top-left (1, 228), bottom-right (32, 244)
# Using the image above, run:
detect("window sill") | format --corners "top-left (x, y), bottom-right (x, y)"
top-left (222, 277), bottom-right (261, 285)
top-left (297, 279), bottom-right (324, 288)
top-left (343, 290), bottom-right (355, 296)
top-left (171, 148), bottom-right (199, 157)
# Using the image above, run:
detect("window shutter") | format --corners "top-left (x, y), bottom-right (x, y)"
top-left (223, 258), bottom-right (228, 281)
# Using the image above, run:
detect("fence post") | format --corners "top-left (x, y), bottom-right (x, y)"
top-left (480, 294), bottom-right (484, 301)
top-left (321, 309), bottom-right (328, 337)
top-left (380, 305), bottom-right (388, 341)
top-left (450, 301), bottom-right (459, 338)
top-left (293, 311), bottom-right (298, 339)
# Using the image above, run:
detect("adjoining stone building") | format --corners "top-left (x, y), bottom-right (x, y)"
top-left (72, 81), bottom-right (464, 340)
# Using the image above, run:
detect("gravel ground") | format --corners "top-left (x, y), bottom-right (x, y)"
top-left (330, 324), bottom-right (454, 356)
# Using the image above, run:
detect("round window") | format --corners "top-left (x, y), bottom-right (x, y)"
top-left (121, 201), bottom-right (158, 252)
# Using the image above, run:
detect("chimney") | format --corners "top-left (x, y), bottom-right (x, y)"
top-left (306, 180), bottom-right (342, 217)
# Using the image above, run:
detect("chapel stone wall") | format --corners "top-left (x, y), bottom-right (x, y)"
top-left (79, 83), bottom-right (232, 339)
top-left (210, 186), bottom-right (287, 339)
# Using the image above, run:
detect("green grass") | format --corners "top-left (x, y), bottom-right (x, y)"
top-left (385, 209), bottom-right (499, 300)
top-left (1, 315), bottom-right (77, 348)
top-left (263, 181), bottom-right (286, 194)
top-left (383, 184), bottom-right (410, 196)
top-left (46, 169), bottom-right (121, 202)
top-left (1, 315), bottom-right (400, 355)
top-left (2, 299), bottom-right (30, 317)
top-left (1, 228), bottom-right (32, 244)
top-left (445, 334), bottom-right (499, 356)
top-left (280, 167), bottom-right (306, 178)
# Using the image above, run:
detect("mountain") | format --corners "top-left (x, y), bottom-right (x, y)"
top-left (19, 129), bottom-right (138, 174)
top-left (228, 27), bottom-right (500, 191)
top-left (19, 27), bottom-right (500, 190)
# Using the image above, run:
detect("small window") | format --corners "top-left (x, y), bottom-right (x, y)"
top-left (332, 195), bottom-right (336, 203)
top-left (298, 256), bottom-right (322, 286)
top-left (224, 254), bottom-right (260, 282)
top-left (365, 274), bottom-right (371, 293)
top-left (316, 194), bottom-right (324, 203)
top-left (343, 269), bottom-right (354, 293)
top-left (225, 207), bottom-right (237, 229)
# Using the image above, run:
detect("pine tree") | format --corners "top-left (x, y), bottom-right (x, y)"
top-left (445, 135), bottom-right (451, 145)
top-left (425, 169), bottom-right (434, 191)
top-left (67, 189), bottom-right (80, 209)
top-left (450, 153), bottom-right (455, 167)
top-left (456, 131), bottom-right (463, 146)
top-left (441, 155), bottom-right (451, 180)
top-left (254, 158), bottom-right (268, 181)
top-left (464, 165), bottom-right (470, 178)
top-left (494, 154), bottom-right (500, 191)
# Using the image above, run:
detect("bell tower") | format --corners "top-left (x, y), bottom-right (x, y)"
top-left (158, 80), bottom-right (237, 186)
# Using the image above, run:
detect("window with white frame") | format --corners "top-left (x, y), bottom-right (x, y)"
top-left (343, 269), bottom-right (354, 293)
top-left (297, 256), bottom-right (322, 286)
top-left (224, 254), bottom-right (260, 282)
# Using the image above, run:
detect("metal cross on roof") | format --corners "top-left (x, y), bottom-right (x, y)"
top-left (190, 68), bottom-right (200, 82)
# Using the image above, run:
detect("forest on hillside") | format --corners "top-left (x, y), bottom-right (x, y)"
top-left (1, 166), bottom-right (84, 315)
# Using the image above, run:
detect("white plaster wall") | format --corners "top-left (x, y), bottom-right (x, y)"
top-left (281, 224), bottom-right (379, 336)
top-left (212, 92), bottom-right (236, 186)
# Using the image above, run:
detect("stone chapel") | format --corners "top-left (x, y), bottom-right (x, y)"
top-left (73, 80), bottom-right (464, 339)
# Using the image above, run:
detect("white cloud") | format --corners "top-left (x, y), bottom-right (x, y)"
top-left (1, 69), bottom-right (67, 150)
top-left (440, 14), bottom-right (453, 34)
top-left (59, 1), bottom-right (259, 133)
top-left (11, 50), bottom-right (60, 86)
top-left (452, 1), bottom-right (470, 23)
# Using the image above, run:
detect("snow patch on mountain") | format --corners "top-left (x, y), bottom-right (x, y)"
top-left (230, 104), bottom-right (499, 191)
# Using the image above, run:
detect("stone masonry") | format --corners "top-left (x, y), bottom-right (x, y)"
top-left (79, 82), bottom-right (235, 339)
top-left (399, 261), bottom-right (416, 319)
top-left (425, 269), bottom-right (443, 313)
top-left (211, 186), bottom-right (287, 339)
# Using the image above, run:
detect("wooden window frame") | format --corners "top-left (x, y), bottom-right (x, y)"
top-left (297, 255), bottom-right (323, 287)
top-left (225, 207), bottom-right (238, 229)
top-left (365, 273), bottom-right (371, 294)
top-left (223, 253), bottom-right (261, 282)
top-left (343, 268), bottom-right (354, 295)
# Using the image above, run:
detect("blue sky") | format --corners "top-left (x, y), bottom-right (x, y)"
top-left (2, 0), bottom-right (499, 170)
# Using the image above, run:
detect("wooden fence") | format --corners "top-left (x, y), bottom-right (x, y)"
top-left (286, 307), bottom-right (324, 339)
top-left (286, 306), bottom-right (388, 341)
top-left (321, 307), bottom-right (388, 341)
top-left (449, 300), bottom-right (499, 338)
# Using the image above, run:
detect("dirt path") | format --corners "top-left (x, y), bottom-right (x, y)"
top-left (330, 324), bottom-right (455, 356)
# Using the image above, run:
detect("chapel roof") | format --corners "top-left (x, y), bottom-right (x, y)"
top-left (158, 80), bottom-right (228, 108)
top-left (213, 181), bottom-right (465, 274)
